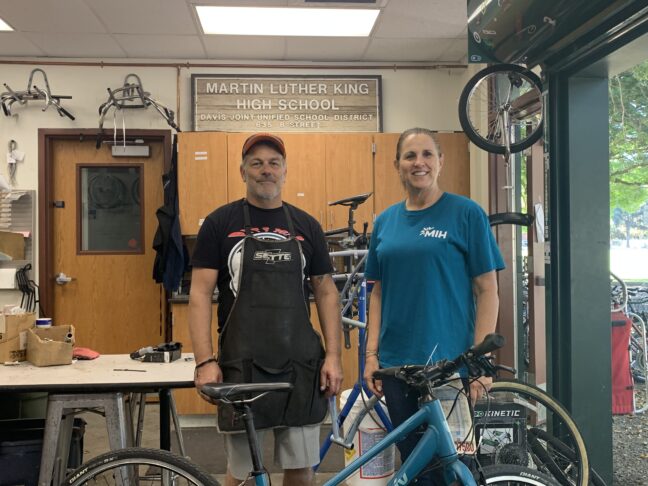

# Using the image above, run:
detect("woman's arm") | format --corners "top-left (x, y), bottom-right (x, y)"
top-left (364, 280), bottom-right (383, 397)
top-left (470, 270), bottom-right (500, 403)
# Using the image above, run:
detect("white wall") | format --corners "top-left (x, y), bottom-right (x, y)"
top-left (0, 59), bottom-right (487, 306)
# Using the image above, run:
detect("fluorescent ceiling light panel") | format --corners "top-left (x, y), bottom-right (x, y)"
top-left (196, 6), bottom-right (379, 37)
top-left (0, 17), bottom-right (13, 31)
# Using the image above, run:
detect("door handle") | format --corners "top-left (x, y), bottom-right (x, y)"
top-left (55, 272), bottom-right (74, 285)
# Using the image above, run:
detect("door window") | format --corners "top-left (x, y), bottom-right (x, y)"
top-left (79, 165), bottom-right (143, 253)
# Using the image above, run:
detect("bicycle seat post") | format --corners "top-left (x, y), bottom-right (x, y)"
top-left (236, 403), bottom-right (266, 478)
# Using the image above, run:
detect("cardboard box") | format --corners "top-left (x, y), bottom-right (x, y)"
top-left (0, 312), bottom-right (36, 362)
top-left (26, 325), bottom-right (75, 367)
top-left (0, 231), bottom-right (25, 261)
top-left (0, 312), bottom-right (35, 342)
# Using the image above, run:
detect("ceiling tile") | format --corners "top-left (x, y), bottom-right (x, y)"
top-left (435, 38), bottom-right (468, 63)
top-left (203, 35), bottom-right (286, 60)
top-left (0, 0), bottom-right (106, 33)
top-left (114, 34), bottom-right (206, 59)
top-left (0, 32), bottom-right (44, 56)
top-left (22, 32), bottom-right (126, 58)
top-left (373, 0), bottom-right (466, 39)
top-left (285, 37), bottom-right (369, 61)
top-left (85, 0), bottom-right (197, 35)
top-left (363, 37), bottom-right (457, 62)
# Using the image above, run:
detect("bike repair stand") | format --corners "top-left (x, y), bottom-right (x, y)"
top-left (316, 193), bottom-right (393, 467)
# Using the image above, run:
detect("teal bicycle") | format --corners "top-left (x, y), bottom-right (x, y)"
top-left (63, 334), bottom-right (561, 485)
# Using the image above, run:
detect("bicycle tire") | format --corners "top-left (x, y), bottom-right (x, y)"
top-left (476, 379), bottom-right (590, 486)
top-left (63, 447), bottom-right (219, 486)
top-left (478, 464), bottom-right (562, 485)
top-left (458, 64), bottom-right (543, 154)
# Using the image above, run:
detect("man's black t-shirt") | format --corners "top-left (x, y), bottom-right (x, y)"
top-left (191, 199), bottom-right (333, 330)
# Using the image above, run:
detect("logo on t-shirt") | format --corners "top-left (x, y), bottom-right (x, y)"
top-left (420, 226), bottom-right (448, 239)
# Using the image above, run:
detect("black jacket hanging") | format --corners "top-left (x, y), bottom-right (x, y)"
top-left (152, 135), bottom-right (188, 291)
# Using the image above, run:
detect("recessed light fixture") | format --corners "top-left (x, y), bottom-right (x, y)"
top-left (196, 6), bottom-right (379, 37)
top-left (0, 17), bottom-right (13, 31)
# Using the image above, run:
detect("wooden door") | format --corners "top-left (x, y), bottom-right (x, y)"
top-left (373, 132), bottom-right (471, 217)
top-left (50, 139), bottom-right (166, 354)
top-left (324, 134), bottom-right (374, 232)
top-left (177, 132), bottom-right (228, 235)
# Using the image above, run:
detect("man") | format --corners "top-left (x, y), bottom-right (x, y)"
top-left (189, 133), bottom-right (343, 486)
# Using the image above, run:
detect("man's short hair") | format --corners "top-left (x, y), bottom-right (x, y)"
top-left (242, 133), bottom-right (287, 159)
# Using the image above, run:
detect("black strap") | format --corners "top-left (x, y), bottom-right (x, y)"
top-left (282, 204), bottom-right (295, 238)
top-left (242, 199), bottom-right (295, 238)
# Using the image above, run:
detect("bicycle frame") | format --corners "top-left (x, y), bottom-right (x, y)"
top-left (317, 251), bottom-right (392, 466)
top-left (324, 397), bottom-right (475, 486)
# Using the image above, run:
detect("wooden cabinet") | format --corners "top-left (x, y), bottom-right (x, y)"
top-left (324, 134), bottom-right (374, 232)
top-left (373, 132), bottom-right (470, 216)
top-left (171, 303), bottom-right (219, 415)
top-left (177, 132), bottom-right (228, 235)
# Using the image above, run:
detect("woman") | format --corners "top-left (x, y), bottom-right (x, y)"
top-left (363, 128), bottom-right (504, 483)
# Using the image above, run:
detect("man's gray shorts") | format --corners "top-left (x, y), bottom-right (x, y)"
top-left (224, 425), bottom-right (320, 480)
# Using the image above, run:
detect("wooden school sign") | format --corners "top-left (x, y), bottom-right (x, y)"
top-left (192, 75), bottom-right (382, 132)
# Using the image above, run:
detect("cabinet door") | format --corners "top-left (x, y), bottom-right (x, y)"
top-left (178, 132), bottom-right (228, 235)
top-left (171, 303), bottom-right (219, 415)
top-left (435, 133), bottom-right (470, 197)
top-left (227, 133), bottom-right (327, 226)
top-left (372, 132), bottom-right (471, 217)
top-left (324, 134), bottom-right (375, 232)
top-left (373, 133), bottom-right (404, 216)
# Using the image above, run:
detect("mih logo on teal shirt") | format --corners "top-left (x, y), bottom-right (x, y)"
top-left (420, 226), bottom-right (448, 239)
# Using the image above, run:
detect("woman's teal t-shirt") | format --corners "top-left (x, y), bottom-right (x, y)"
top-left (365, 193), bottom-right (505, 367)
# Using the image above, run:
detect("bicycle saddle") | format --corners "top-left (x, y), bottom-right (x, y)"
top-left (201, 382), bottom-right (293, 402)
top-left (328, 192), bottom-right (373, 207)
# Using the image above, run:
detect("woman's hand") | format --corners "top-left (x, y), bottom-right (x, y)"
top-left (469, 375), bottom-right (492, 405)
top-left (364, 356), bottom-right (383, 398)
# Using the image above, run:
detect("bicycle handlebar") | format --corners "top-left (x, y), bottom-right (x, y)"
top-left (373, 333), bottom-right (506, 389)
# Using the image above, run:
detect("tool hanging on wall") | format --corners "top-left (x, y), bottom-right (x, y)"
top-left (96, 73), bottom-right (180, 149)
top-left (6, 139), bottom-right (25, 186)
top-left (0, 68), bottom-right (75, 120)
top-left (16, 263), bottom-right (39, 313)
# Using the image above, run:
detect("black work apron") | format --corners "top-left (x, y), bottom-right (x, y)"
top-left (217, 201), bottom-right (327, 431)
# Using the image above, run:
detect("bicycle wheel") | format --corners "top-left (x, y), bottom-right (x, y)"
top-left (478, 464), bottom-right (561, 485)
top-left (63, 447), bottom-right (218, 486)
top-left (475, 379), bottom-right (590, 486)
top-left (459, 64), bottom-right (543, 154)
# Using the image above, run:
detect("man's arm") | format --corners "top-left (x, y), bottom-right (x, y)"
top-left (311, 273), bottom-right (343, 397)
top-left (470, 270), bottom-right (500, 404)
top-left (188, 267), bottom-right (221, 402)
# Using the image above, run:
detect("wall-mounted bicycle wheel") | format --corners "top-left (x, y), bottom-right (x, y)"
top-left (459, 64), bottom-right (543, 154)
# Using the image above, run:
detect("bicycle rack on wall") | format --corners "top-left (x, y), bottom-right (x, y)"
top-left (1, 68), bottom-right (75, 120)
top-left (96, 73), bottom-right (180, 148)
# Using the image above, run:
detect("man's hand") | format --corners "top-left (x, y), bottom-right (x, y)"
top-left (194, 361), bottom-right (223, 404)
top-left (320, 355), bottom-right (343, 398)
top-left (469, 375), bottom-right (492, 405)
top-left (363, 356), bottom-right (383, 398)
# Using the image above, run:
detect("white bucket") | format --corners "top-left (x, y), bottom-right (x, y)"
top-left (340, 389), bottom-right (395, 486)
